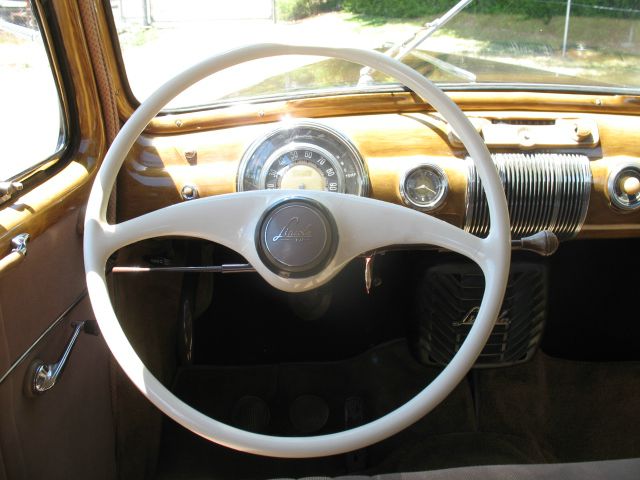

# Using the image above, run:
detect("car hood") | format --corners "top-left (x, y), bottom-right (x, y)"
top-left (224, 50), bottom-right (614, 100)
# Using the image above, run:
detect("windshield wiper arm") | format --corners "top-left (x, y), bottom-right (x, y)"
top-left (409, 50), bottom-right (476, 83)
top-left (359, 0), bottom-right (475, 85)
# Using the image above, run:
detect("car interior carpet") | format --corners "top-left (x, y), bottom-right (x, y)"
top-left (155, 340), bottom-right (581, 479)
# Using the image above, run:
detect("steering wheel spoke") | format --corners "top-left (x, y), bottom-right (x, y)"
top-left (324, 193), bottom-right (488, 267)
top-left (91, 190), bottom-right (488, 291)
top-left (92, 193), bottom-right (268, 259)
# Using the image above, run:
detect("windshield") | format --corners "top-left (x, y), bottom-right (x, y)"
top-left (112, 0), bottom-right (640, 109)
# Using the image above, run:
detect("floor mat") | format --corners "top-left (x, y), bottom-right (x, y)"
top-left (156, 340), bottom-right (551, 479)
top-left (476, 352), bottom-right (640, 462)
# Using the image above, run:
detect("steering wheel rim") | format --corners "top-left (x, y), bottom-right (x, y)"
top-left (84, 44), bottom-right (510, 458)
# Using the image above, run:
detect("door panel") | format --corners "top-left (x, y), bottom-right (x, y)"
top-left (0, 1), bottom-right (117, 479)
top-left (0, 212), bottom-right (116, 480)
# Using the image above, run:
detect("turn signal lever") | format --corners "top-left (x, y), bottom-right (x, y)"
top-left (511, 230), bottom-right (559, 256)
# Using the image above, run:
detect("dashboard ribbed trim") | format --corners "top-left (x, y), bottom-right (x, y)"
top-left (465, 153), bottom-right (591, 240)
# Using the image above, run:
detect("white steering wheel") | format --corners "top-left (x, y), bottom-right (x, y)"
top-left (84, 44), bottom-right (510, 458)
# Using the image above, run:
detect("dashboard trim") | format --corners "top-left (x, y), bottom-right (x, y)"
top-left (138, 92), bottom-right (640, 136)
top-left (118, 111), bottom-right (640, 239)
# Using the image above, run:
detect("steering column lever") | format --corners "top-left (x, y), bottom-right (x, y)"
top-left (111, 263), bottom-right (255, 274)
top-left (511, 230), bottom-right (559, 256)
top-left (364, 254), bottom-right (374, 294)
top-left (363, 252), bottom-right (383, 294)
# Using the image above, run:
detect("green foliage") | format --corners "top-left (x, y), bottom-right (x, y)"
top-left (277, 0), bottom-right (340, 21)
top-left (343, 1), bottom-right (640, 20)
top-left (344, 0), bottom-right (449, 18)
top-left (275, 0), bottom-right (640, 22)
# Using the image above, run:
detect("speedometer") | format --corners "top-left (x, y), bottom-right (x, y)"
top-left (237, 120), bottom-right (369, 196)
top-left (261, 143), bottom-right (345, 193)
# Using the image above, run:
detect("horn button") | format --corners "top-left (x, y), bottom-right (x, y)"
top-left (257, 198), bottom-right (337, 277)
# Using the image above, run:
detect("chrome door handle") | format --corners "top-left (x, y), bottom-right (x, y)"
top-left (0, 233), bottom-right (29, 276)
top-left (29, 320), bottom-right (100, 395)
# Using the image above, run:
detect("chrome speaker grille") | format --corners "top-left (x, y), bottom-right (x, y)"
top-left (465, 153), bottom-right (591, 240)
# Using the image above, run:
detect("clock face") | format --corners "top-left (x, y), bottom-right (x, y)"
top-left (401, 165), bottom-right (448, 210)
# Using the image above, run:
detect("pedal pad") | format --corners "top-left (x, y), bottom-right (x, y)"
top-left (231, 395), bottom-right (270, 434)
top-left (344, 396), bottom-right (367, 472)
top-left (289, 394), bottom-right (329, 434)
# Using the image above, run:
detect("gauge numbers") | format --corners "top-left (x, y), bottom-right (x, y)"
top-left (262, 144), bottom-right (344, 193)
top-left (237, 120), bottom-right (369, 196)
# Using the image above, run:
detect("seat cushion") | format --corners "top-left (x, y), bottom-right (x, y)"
top-left (282, 458), bottom-right (640, 480)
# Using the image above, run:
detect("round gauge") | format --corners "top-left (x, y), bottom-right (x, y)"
top-left (237, 120), bottom-right (369, 196)
top-left (400, 164), bottom-right (448, 211)
top-left (260, 143), bottom-right (345, 193)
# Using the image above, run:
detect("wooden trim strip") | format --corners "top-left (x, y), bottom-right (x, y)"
top-left (136, 91), bottom-right (640, 136)
top-left (0, 1), bottom-right (107, 253)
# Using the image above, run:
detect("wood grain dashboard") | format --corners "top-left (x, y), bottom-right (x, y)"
top-left (118, 98), bottom-right (640, 240)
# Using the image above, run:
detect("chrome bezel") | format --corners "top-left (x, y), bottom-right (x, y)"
top-left (236, 119), bottom-right (370, 196)
top-left (607, 163), bottom-right (640, 211)
top-left (399, 163), bottom-right (449, 211)
top-left (180, 184), bottom-right (199, 201)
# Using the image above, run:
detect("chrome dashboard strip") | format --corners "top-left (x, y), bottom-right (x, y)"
top-left (0, 290), bottom-right (87, 386)
top-left (464, 153), bottom-right (592, 240)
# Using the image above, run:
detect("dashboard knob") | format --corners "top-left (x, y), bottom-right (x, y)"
top-left (574, 120), bottom-right (592, 140)
top-left (180, 184), bottom-right (199, 200)
top-left (621, 176), bottom-right (640, 196)
top-left (608, 164), bottom-right (640, 210)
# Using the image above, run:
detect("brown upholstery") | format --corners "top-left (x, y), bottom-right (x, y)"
top-left (279, 458), bottom-right (640, 480)
top-left (0, 212), bottom-right (116, 480)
